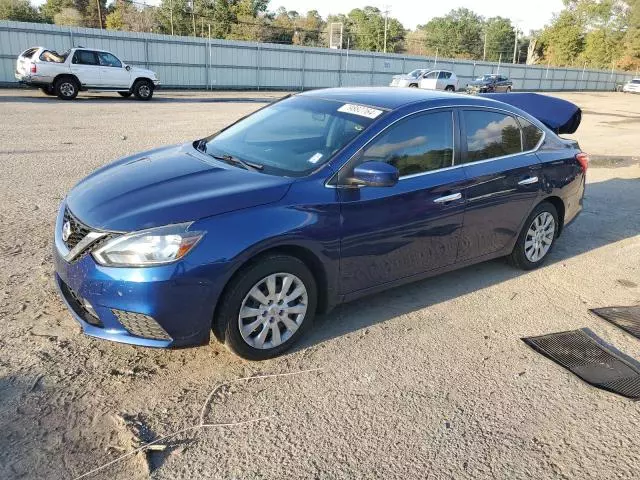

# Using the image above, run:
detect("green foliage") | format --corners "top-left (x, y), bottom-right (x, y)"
top-left (417, 8), bottom-right (484, 59)
top-left (484, 17), bottom-right (515, 62)
top-left (540, 10), bottom-right (585, 66)
top-left (54, 7), bottom-right (82, 26)
top-left (0, 0), bottom-right (42, 22)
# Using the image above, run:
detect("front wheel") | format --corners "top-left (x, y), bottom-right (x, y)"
top-left (508, 202), bottom-right (559, 270)
top-left (409, 83), bottom-right (418, 88)
top-left (506, 86), bottom-right (512, 93)
top-left (215, 254), bottom-right (317, 360)
top-left (133, 80), bottom-right (154, 100)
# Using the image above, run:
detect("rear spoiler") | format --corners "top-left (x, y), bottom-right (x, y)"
top-left (481, 93), bottom-right (581, 134)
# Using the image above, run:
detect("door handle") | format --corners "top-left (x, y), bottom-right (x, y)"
top-left (518, 176), bottom-right (538, 186)
top-left (433, 192), bottom-right (462, 204)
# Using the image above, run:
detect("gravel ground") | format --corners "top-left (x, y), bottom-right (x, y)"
top-left (0, 89), bottom-right (639, 480)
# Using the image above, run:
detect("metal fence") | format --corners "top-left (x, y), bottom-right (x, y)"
top-left (0, 20), bottom-right (635, 91)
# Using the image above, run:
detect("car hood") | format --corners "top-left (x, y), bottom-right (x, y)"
top-left (468, 79), bottom-right (491, 86)
top-left (66, 143), bottom-right (293, 232)
top-left (129, 66), bottom-right (157, 79)
top-left (393, 74), bottom-right (418, 81)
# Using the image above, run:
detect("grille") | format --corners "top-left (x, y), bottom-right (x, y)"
top-left (112, 309), bottom-right (172, 341)
top-left (591, 306), bottom-right (640, 340)
top-left (59, 280), bottom-right (103, 327)
top-left (523, 328), bottom-right (640, 400)
top-left (63, 208), bottom-right (91, 251)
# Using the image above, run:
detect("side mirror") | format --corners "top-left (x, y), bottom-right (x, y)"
top-left (125, 65), bottom-right (131, 71)
top-left (348, 161), bottom-right (399, 187)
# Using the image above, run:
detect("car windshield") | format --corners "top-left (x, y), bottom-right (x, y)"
top-left (477, 75), bottom-right (495, 81)
top-left (204, 96), bottom-right (381, 177)
top-left (407, 69), bottom-right (423, 78)
top-left (632, 79), bottom-right (640, 84)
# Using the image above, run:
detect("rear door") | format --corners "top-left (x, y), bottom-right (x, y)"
top-left (70, 50), bottom-right (101, 87)
top-left (457, 108), bottom-right (542, 261)
top-left (97, 52), bottom-right (130, 88)
top-left (338, 109), bottom-right (467, 294)
top-left (436, 71), bottom-right (449, 90)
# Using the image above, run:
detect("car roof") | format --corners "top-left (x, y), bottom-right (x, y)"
top-left (300, 87), bottom-right (466, 110)
top-left (299, 87), bottom-right (502, 111)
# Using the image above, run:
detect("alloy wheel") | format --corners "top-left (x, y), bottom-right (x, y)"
top-left (138, 84), bottom-right (151, 98)
top-left (524, 211), bottom-right (555, 262)
top-left (60, 82), bottom-right (75, 97)
top-left (238, 273), bottom-right (308, 350)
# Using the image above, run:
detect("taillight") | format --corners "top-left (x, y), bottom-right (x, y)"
top-left (30, 63), bottom-right (37, 73)
top-left (576, 152), bottom-right (589, 173)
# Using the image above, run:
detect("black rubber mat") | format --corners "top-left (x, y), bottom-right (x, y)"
top-left (590, 306), bottom-right (640, 340)
top-left (522, 328), bottom-right (640, 400)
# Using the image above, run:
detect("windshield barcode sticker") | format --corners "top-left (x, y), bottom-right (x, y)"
top-left (308, 153), bottom-right (323, 164)
top-left (338, 103), bottom-right (383, 119)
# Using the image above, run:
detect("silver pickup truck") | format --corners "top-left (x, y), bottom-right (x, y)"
top-left (16, 46), bottom-right (160, 100)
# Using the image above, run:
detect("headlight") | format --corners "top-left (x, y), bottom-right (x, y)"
top-left (92, 223), bottom-right (205, 267)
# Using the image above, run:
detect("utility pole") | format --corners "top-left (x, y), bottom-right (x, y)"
top-left (497, 52), bottom-right (502, 73)
top-left (383, 6), bottom-right (390, 53)
top-left (169, 0), bottom-right (174, 35)
top-left (96, 0), bottom-right (103, 29)
top-left (191, 0), bottom-right (196, 38)
top-left (483, 30), bottom-right (487, 61)
top-left (512, 28), bottom-right (518, 64)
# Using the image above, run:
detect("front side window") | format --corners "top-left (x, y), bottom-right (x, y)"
top-left (463, 110), bottom-right (522, 162)
top-left (73, 50), bottom-right (99, 66)
top-left (424, 71), bottom-right (438, 79)
top-left (358, 110), bottom-right (454, 177)
top-left (631, 79), bottom-right (640, 84)
top-left (98, 52), bottom-right (122, 68)
top-left (204, 96), bottom-right (378, 176)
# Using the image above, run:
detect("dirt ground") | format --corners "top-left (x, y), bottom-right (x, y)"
top-left (0, 89), bottom-right (639, 480)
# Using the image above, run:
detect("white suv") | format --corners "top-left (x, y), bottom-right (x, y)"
top-left (622, 78), bottom-right (640, 93)
top-left (16, 46), bottom-right (160, 100)
top-left (418, 70), bottom-right (458, 91)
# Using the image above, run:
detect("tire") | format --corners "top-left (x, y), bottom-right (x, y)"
top-left (133, 80), bottom-right (154, 100)
top-left (215, 254), bottom-right (317, 360)
top-left (508, 201), bottom-right (559, 270)
top-left (40, 86), bottom-right (55, 96)
top-left (409, 83), bottom-right (418, 88)
top-left (445, 85), bottom-right (455, 92)
top-left (506, 86), bottom-right (512, 93)
top-left (118, 91), bottom-right (132, 98)
top-left (55, 77), bottom-right (79, 100)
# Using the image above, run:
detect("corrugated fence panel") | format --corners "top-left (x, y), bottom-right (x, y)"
top-left (1, 20), bottom-right (635, 91)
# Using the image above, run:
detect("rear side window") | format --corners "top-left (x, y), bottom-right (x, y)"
top-left (360, 110), bottom-right (454, 177)
top-left (20, 48), bottom-right (38, 59)
top-left (463, 110), bottom-right (522, 162)
top-left (519, 118), bottom-right (544, 151)
top-left (72, 50), bottom-right (99, 66)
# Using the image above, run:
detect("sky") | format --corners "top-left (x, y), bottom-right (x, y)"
top-left (30, 0), bottom-right (564, 33)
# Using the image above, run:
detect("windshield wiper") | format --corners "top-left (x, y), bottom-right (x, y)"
top-left (209, 153), bottom-right (264, 172)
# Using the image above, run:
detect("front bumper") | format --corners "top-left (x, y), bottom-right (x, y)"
top-left (52, 204), bottom-right (225, 348)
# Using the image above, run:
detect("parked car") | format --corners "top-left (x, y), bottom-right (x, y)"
top-left (53, 88), bottom-right (587, 360)
top-left (622, 78), bottom-right (640, 93)
top-left (15, 46), bottom-right (160, 100)
top-left (467, 74), bottom-right (512, 94)
top-left (389, 69), bottom-right (429, 88)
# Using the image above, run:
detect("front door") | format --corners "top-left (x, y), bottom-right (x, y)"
top-left (338, 109), bottom-right (467, 294)
top-left (419, 71), bottom-right (438, 90)
top-left (96, 52), bottom-right (130, 88)
top-left (70, 50), bottom-right (101, 87)
top-left (457, 109), bottom-right (542, 261)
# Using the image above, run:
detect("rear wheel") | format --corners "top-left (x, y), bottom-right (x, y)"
top-left (40, 86), bottom-right (55, 96)
top-left (133, 80), bottom-right (153, 100)
top-left (55, 77), bottom-right (79, 100)
top-left (506, 86), bottom-right (512, 93)
top-left (445, 85), bottom-right (455, 92)
top-left (215, 254), bottom-right (317, 360)
top-left (508, 202), bottom-right (559, 270)
top-left (118, 91), bottom-right (132, 98)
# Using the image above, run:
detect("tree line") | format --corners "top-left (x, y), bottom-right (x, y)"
top-left (0, 0), bottom-right (638, 71)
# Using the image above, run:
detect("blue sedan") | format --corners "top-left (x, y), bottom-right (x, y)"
top-left (53, 88), bottom-right (587, 360)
